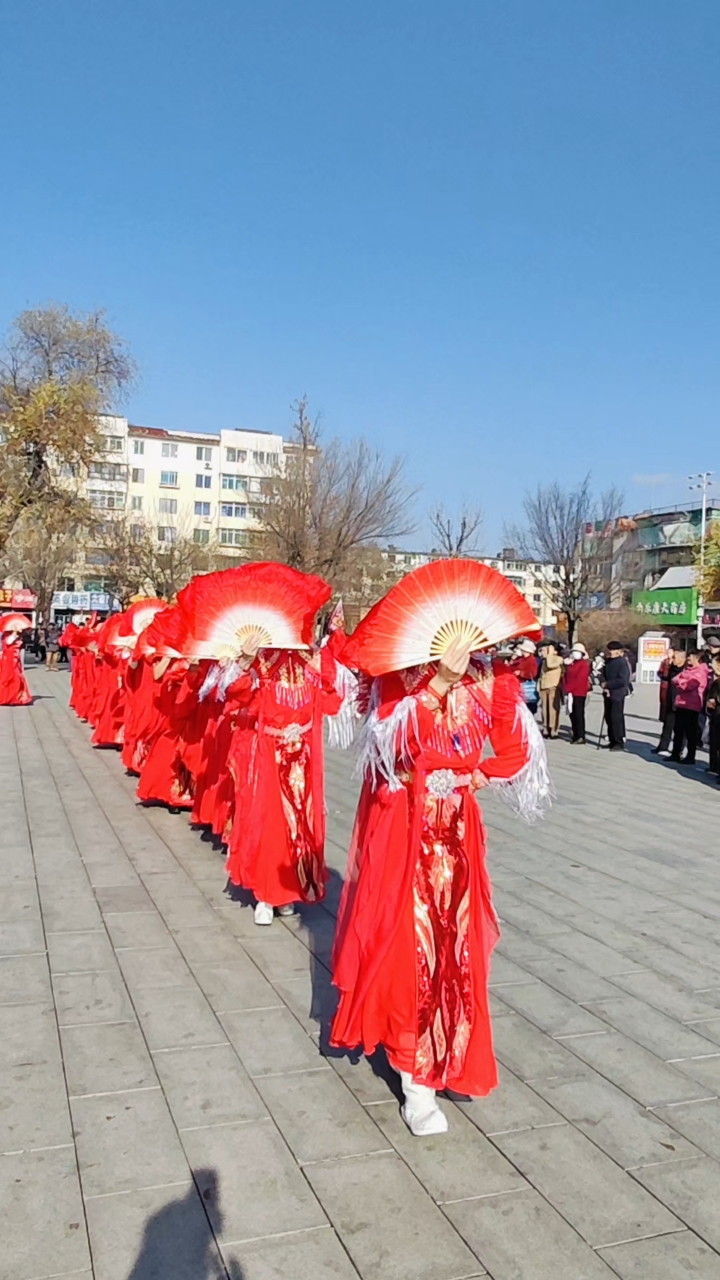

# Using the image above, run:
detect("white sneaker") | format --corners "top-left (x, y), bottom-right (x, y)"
top-left (254, 901), bottom-right (274, 926)
top-left (400, 1071), bottom-right (449, 1136)
top-left (277, 903), bottom-right (296, 917)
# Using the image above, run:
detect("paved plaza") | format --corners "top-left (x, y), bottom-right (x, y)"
top-left (3, 671), bottom-right (720, 1279)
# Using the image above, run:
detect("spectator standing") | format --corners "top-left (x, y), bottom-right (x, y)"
top-left (652, 647), bottom-right (686, 756)
top-left (508, 638), bottom-right (539, 717)
top-left (706, 654), bottom-right (720, 779)
top-left (538, 641), bottom-right (563, 739)
top-left (563, 642), bottom-right (592, 744)
top-left (601, 640), bottom-right (632, 751)
top-left (671, 648), bottom-right (710, 766)
top-left (45, 621), bottom-right (61, 671)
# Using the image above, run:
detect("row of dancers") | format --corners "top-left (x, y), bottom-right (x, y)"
top-left (9, 562), bottom-right (551, 1136)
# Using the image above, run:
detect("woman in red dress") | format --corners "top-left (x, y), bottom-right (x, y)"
top-left (0, 631), bottom-right (32, 706)
top-left (225, 643), bottom-right (343, 925)
top-left (331, 636), bottom-right (551, 1136)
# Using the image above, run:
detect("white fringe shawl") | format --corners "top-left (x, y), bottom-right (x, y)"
top-left (326, 661), bottom-right (361, 751)
top-left (354, 684), bottom-right (418, 791)
top-left (487, 701), bottom-right (553, 823)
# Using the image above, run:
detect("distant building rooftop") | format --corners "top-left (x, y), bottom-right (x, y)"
top-left (653, 566), bottom-right (698, 590)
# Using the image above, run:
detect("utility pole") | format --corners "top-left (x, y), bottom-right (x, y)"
top-left (689, 472), bottom-right (714, 647)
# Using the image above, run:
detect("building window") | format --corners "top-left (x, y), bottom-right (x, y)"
top-left (225, 447), bottom-right (247, 463)
top-left (196, 446), bottom-right (213, 462)
top-left (220, 528), bottom-right (249, 546)
top-left (248, 477), bottom-right (262, 494)
top-left (88, 462), bottom-right (125, 481)
top-left (160, 471), bottom-right (178, 487)
top-left (193, 528), bottom-right (210, 545)
top-left (533, 593), bottom-right (542, 603)
top-left (194, 501), bottom-right (211, 517)
top-left (248, 506), bottom-right (264, 521)
top-left (88, 490), bottom-right (125, 510)
top-left (133, 439), bottom-right (145, 455)
top-left (132, 468), bottom-right (145, 484)
top-left (131, 496), bottom-right (143, 511)
top-left (220, 503), bottom-right (247, 519)
top-left (157, 526), bottom-right (177, 543)
top-left (105, 436), bottom-right (124, 452)
top-left (161, 442), bottom-right (178, 458)
top-left (196, 473), bottom-right (212, 489)
top-left (221, 474), bottom-right (245, 491)
top-left (158, 497), bottom-right (177, 514)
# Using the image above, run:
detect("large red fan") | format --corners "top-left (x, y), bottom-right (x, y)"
top-left (110, 599), bottom-right (165, 649)
top-left (0, 612), bottom-right (33, 633)
top-left (175, 563), bottom-right (331, 660)
top-left (344, 558), bottom-right (542, 676)
top-left (135, 606), bottom-right (187, 659)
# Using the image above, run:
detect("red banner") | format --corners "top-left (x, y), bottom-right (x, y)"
top-left (0, 588), bottom-right (37, 609)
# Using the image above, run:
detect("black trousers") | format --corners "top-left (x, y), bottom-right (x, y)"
top-left (672, 708), bottom-right (701, 762)
top-left (657, 709), bottom-right (675, 752)
top-left (604, 697), bottom-right (625, 746)
top-left (570, 696), bottom-right (587, 742)
top-left (708, 714), bottom-right (720, 774)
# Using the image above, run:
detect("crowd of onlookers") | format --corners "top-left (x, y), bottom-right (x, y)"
top-left (505, 632), bottom-right (720, 777)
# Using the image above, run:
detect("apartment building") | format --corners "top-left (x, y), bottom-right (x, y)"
top-left (381, 547), bottom-right (558, 630)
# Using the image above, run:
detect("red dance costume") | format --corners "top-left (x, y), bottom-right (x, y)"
top-left (225, 650), bottom-right (342, 907)
top-left (331, 661), bottom-right (549, 1097)
top-left (0, 635), bottom-right (32, 706)
top-left (136, 661), bottom-right (198, 809)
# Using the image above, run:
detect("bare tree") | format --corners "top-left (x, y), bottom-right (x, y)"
top-left (0, 305), bottom-right (135, 554)
top-left (259, 397), bottom-right (415, 594)
top-left (2, 504), bottom-right (86, 620)
top-left (96, 513), bottom-right (222, 603)
top-left (505, 475), bottom-right (624, 644)
top-left (429, 505), bottom-right (483, 557)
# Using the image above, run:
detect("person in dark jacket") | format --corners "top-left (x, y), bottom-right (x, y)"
top-left (652, 647), bottom-right (686, 756)
top-left (601, 640), bottom-right (632, 751)
top-left (706, 655), bottom-right (720, 779)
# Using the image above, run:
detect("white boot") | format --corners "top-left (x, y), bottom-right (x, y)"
top-left (400, 1071), bottom-right (449, 1136)
top-left (254, 901), bottom-right (274, 926)
top-left (277, 902), bottom-right (296, 917)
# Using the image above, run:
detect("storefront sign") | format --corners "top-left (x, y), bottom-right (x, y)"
top-left (631, 587), bottom-right (698, 624)
top-left (51, 591), bottom-right (112, 612)
top-left (0, 587), bottom-right (37, 609)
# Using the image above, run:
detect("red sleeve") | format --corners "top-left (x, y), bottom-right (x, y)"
top-left (478, 671), bottom-right (530, 781)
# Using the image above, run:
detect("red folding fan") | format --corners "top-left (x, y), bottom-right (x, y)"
top-left (175, 562), bottom-right (332, 660)
top-left (0, 612), bottom-right (33, 633)
top-left (344, 558), bottom-right (542, 676)
top-left (135, 606), bottom-right (187, 659)
top-left (110, 599), bottom-right (165, 649)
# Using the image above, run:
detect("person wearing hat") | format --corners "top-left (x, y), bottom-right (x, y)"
top-left (563, 642), bottom-right (592, 744)
top-left (537, 640), bottom-right (563, 738)
top-left (601, 640), bottom-right (632, 751)
top-left (509, 638), bottom-right (540, 716)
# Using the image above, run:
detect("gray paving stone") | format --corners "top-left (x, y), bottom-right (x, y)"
top-left (493, 1123), bottom-right (682, 1247)
top-left (494, 982), bottom-right (608, 1038)
top-left (60, 1019), bottom-right (157, 1097)
top-left (71, 1086), bottom-right (189, 1196)
top-left (242, 930), bottom-right (319, 981)
top-left (95, 884), bottom-right (156, 914)
top-left (255, 1067), bottom-right (390, 1164)
top-left (0, 1144), bottom-right (91, 1280)
top-left (609, 969), bottom-right (720, 1023)
top-left (652, 1099), bottom-right (720, 1164)
top-left (0, 883), bottom-right (40, 923)
top-left (153, 1042), bottom-right (267, 1129)
top-left (682, 1017), bottom-right (720, 1048)
top-left (329, 1048), bottom-right (402, 1106)
top-left (171, 924), bottom-right (252, 963)
top-left (219, 1006), bottom-right (325, 1076)
top-left (230, 1228), bottom-right (362, 1280)
top-left (445, 1189), bottom-right (618, 1280)
top-left (305, 1150), bottom-right (483, 1280)
top-left (85, 1179), bottom-right (228, 1280)
top-left (184, 1119), bottom-right (328, 1243)
top-left (672, 1052), bottom-right (720, 1093)
top-left (597, 1230), bottom-right (720, 1278)
top-left (0, 1000), bottom-right (62, 1069)
top-left (633, 1156), bottom-right (720, 1251)
top-left (491, 1011), bottom-right (593, 1081)
top-left (54, 968), bottom-right (135, 1026)
top-left (0, 952), bottom-right (52, 1005)
top-left (134, 984), bottom-right (225, 1050)
top-left (542, 932), bottom-right (646, 977)
top-left (487, 953), bottom-right (538, 986)
top-left (192, 956), bottom-right (280, 1012)
top-left (584, 995), bottom-right (720, 1061)
top-left (0, 1060), bottom-right (72, 1153)
top-left (47, 928), bottom-right (116, 973)
top-left (0, 919), bottom-right (45, 955)
top-left (563, 1030), bottom-right (713, 1107)
top-left (530, 1074), bottom-right (703, 1169)
top-left (116, 944), bottom-right (196, 991)
top-left (103, 910), bottom-right (173, 948)
top-left (457, 1063), bottom-right (566, 1135)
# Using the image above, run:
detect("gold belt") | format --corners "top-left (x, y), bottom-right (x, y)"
top-left (398, 768), bottom-right (473, 798)
top-left (264, 721), bottom-right (312, 742)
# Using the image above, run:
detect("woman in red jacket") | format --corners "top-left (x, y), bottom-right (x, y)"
top-left (563, 643), bottom-right (592, 744)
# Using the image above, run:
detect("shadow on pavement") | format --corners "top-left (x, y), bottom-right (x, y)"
top-left (126, 1170), bottom-right (244, 1279)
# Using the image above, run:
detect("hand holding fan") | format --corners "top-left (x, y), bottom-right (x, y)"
top-left (174, 563), bottom-right (331, 661)
top-left (343, 558), bottom-right (542, 677)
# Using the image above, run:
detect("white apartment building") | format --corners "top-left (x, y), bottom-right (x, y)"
top-left (86, 414), bottom-right (283, 550)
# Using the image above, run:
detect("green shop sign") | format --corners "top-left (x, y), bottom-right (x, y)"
top-left (631, 587), bottom-right (698, 623)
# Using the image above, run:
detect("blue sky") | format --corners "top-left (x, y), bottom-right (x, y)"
top-left (3, 1), bottom-right (719, 549)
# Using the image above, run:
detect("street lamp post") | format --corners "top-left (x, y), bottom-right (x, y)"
top-left (689, 472), bottom-right (714, 647)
